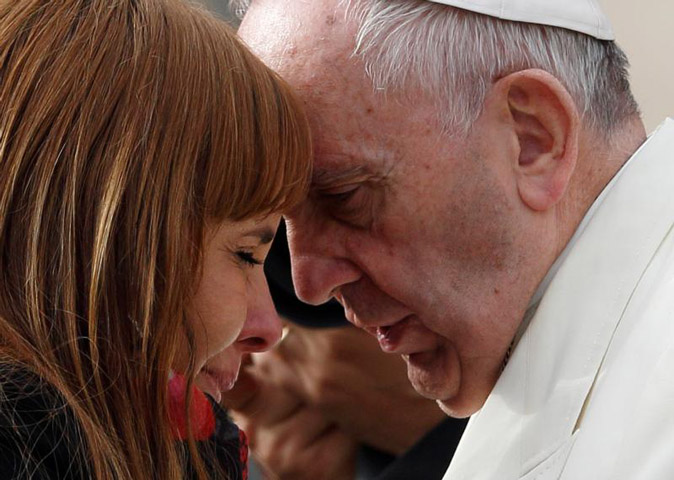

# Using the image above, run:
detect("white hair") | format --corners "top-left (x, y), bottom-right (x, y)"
top-left (232, 0), bottom-right (639, 136)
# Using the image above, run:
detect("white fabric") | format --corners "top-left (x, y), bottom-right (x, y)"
top-left (515, 137), bottom-right (638, 345)
top-left (443, 118), bottom-right (674, 480)
top-left (426, 0), bottom-right (614, 40)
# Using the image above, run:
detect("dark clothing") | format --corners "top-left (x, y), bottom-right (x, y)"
top-left (0, 369), bottom-right (247, 479)
top-left (0, 370), bottom-right (90, 479)
top-left (183, 395), bottom-right (249, 480)
top-left (357, 417), bottom-right (468, 480)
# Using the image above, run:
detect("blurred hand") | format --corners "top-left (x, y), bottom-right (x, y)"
top-left (222, 353), bottom-right (357, 480)
top-left (263, 324), bottom-right (446, 455)
top-left (223, 324), bottom-right (445, 462)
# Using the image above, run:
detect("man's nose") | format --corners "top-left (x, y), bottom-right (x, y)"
top-left (285, 213), bottom-right (360, 306)
top-left (236, 270), bottom-right (282, 353)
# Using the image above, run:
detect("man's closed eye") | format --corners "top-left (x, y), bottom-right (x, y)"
top-left (318, 185), bottom-right (372, 228)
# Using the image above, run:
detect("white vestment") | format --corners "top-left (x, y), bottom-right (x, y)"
top-left (444, 118), bottom-right (674, 480)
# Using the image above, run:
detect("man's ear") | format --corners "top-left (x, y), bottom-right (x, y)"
top-left (494, 69), bottom-right (580, 212)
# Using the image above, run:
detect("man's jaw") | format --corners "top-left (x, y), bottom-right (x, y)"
top-left (340, 297), bottom-right (478, 416)
top-left (404, 343), bottom-right (464, 410)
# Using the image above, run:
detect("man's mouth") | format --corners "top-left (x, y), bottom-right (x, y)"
top-left (340, 298), bottom-right (441, 354)
top-left (374, 315), bottom-right (440, 355)
top-left (375, 316), bottom-right (414, 352)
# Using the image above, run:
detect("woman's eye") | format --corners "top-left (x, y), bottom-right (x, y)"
top-left (236, 250), bottom-right (262, 267)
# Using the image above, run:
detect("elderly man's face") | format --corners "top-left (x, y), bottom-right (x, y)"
top-left (240, 0), bottom-right (540, 417)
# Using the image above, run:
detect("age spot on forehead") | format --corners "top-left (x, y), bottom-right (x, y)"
top-left (325, 14), bottom-right (337, 26)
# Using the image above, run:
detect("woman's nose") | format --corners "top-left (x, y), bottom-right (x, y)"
top-left (236, 271), bottom-right (282, 353)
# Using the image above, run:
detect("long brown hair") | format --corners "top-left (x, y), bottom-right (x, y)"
top-left (0, 0), bottom-right (310, 478)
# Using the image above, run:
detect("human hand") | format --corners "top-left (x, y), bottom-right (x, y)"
top-left (222, 354), bottom-right (357, 480)
top-left (236, 324), bottom-right (446, 456)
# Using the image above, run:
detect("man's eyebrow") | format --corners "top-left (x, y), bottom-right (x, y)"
top-left (311, 165), bottom-right (372, 188)
top-left (244, 227), bottom-right (275, 245)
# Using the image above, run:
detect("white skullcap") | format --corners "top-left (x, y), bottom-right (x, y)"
top-left (426, 0), bottom-right (614, 40)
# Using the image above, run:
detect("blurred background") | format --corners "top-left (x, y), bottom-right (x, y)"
top-left (197, 0), bottom-right (674, 132)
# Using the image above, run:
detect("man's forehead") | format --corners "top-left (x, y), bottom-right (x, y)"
top-left (239, 0), bottom-right (379, 136)
top-left (238, 0), bottom-right (354, 72)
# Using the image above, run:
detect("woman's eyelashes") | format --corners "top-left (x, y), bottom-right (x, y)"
top-left (236, 250), bottom-right (262, 267)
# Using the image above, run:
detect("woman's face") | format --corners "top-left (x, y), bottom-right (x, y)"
top-left (186, 214), bottom-right (283, 403)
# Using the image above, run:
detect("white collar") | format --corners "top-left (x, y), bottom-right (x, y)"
top-left (445, 119), bottom-right (674, 480)
top-left (515, 134), bottom-right (650, 344)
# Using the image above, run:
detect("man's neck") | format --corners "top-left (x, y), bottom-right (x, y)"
top-left (558, 116), bottom-right (647, 254)
top-left (514, 116), bottom-right (649, 350)
top-left (582, 116), bottom-right (647, 194)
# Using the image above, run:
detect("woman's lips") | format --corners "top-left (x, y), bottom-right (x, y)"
top-left (196, 368), bottom-right (237, 403)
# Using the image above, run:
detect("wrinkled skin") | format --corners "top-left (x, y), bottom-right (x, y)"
top-left (238, 0), bottom-right (607, 417)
